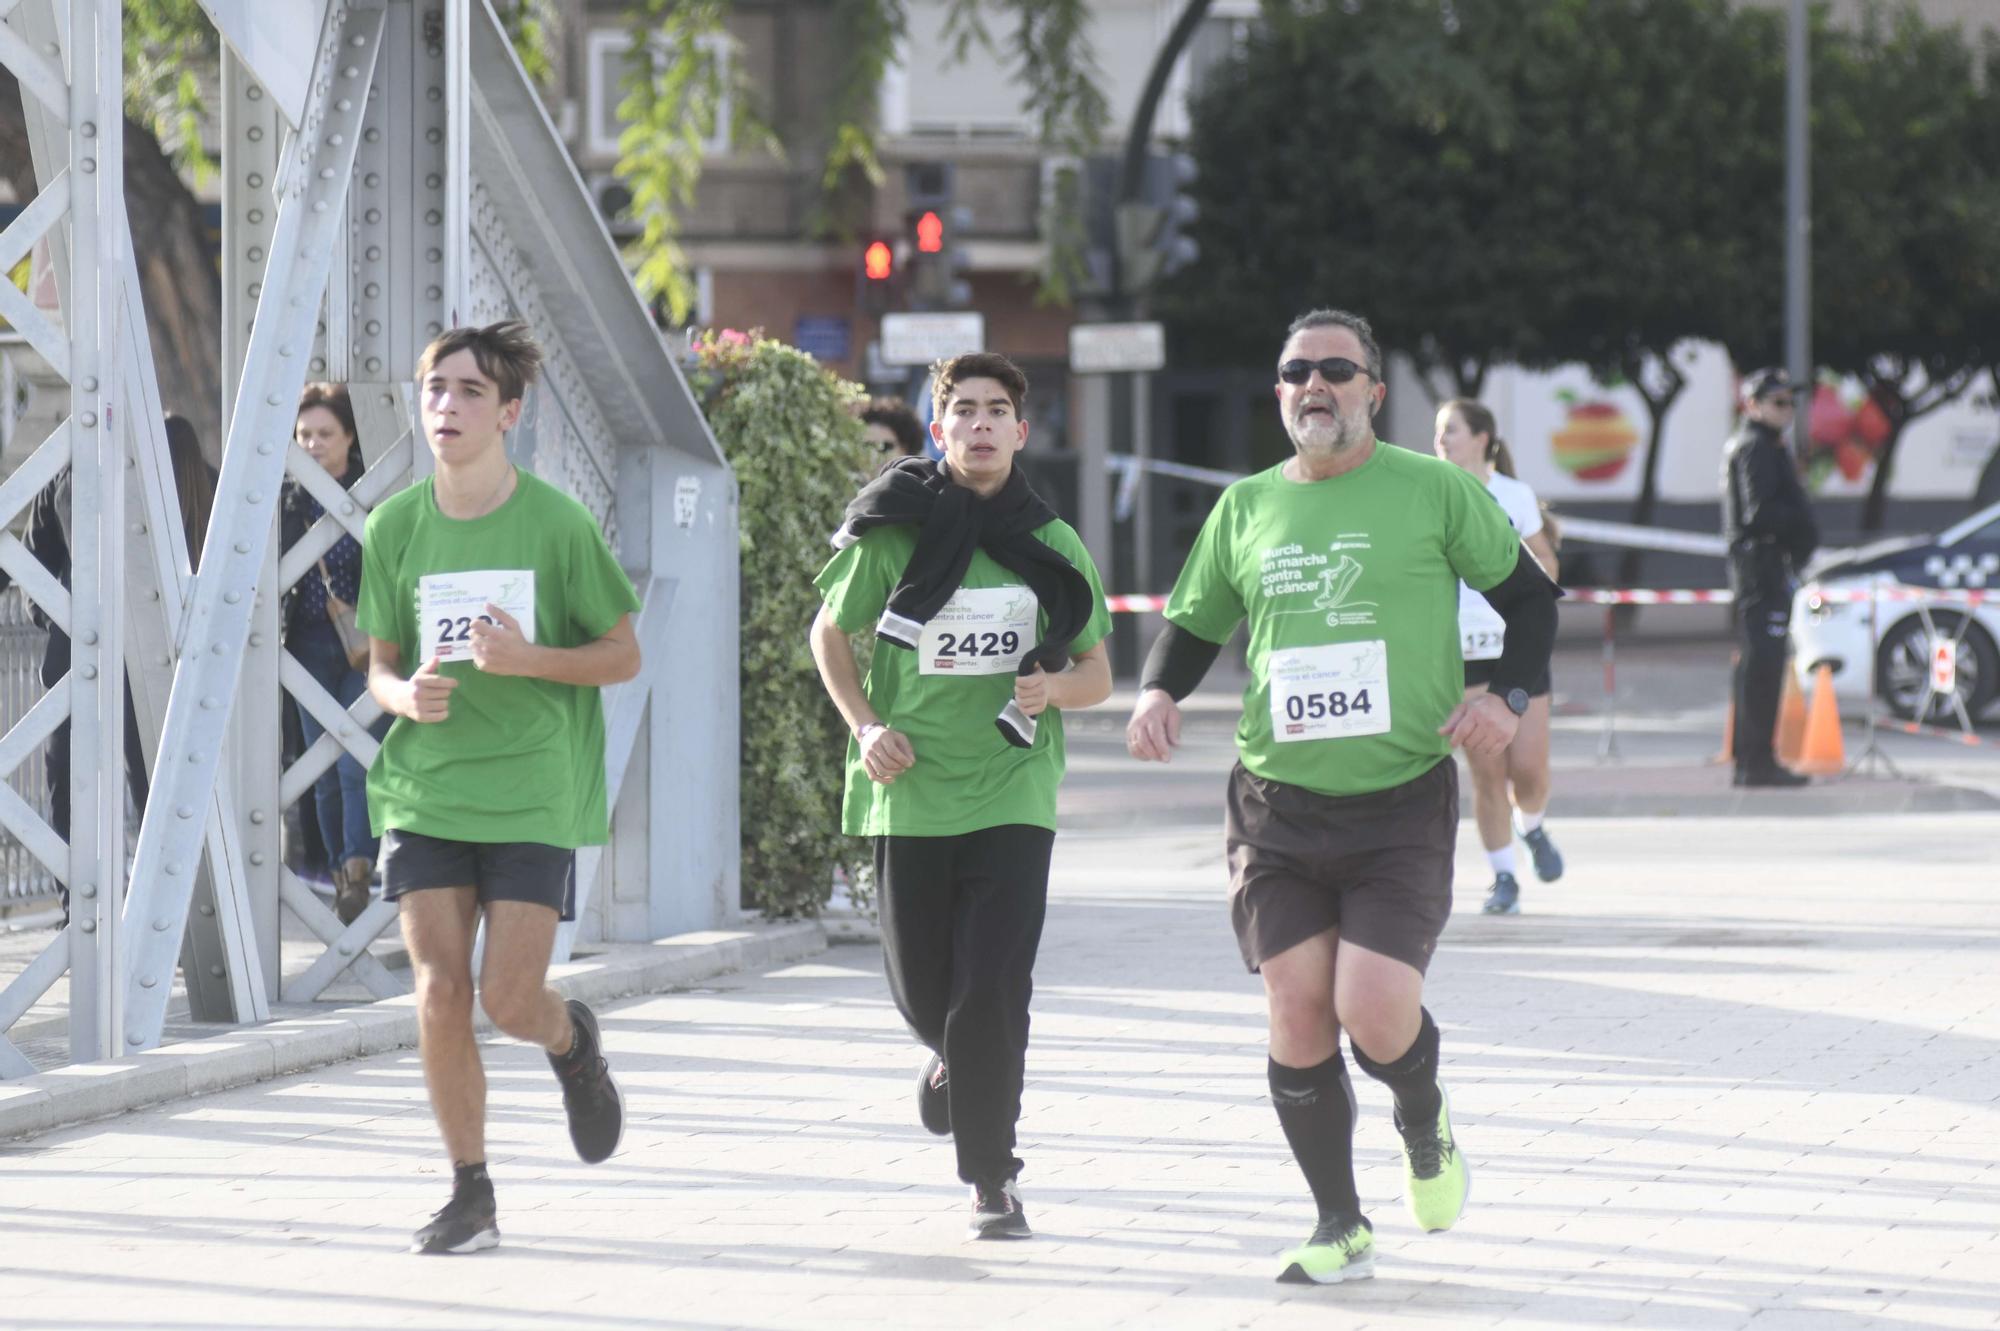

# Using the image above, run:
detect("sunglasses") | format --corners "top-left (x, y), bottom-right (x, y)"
top-left (1278, 357), bottom-right (1370, 386)
top-left (1762, 396), bottom-right (1796, 409)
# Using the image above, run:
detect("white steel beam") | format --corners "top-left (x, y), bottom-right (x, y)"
top-left (117, 239), bottom-right (266, 1026)
top-left (197, 0), bottom-right (328, 130)
top-left (120, 1), bottom-right (387, 1050)
top-left (219, 49), bottom-right (289, 998)
top-left (64, 0), bottom-right (126, 1062)
top-left (551, 578), bottom-right (676, 964)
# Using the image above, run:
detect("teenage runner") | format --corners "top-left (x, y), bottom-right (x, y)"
top-left (809, 352), bottom-right (1112, 1240)
top-left (1433, 398), bottom-right (1564, 915)
top-left (357, 321), bottom-right (642, 1254)
top-left (1126, 310), bottom-right (1559, 1283)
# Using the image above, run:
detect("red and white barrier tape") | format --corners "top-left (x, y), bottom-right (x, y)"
top-left (1804, 584), bottom-right (1999, 606)
top-left (1103, 585), bottom-right (2000, 612)
top-left (1563, 588), bottom-right (1732, 605)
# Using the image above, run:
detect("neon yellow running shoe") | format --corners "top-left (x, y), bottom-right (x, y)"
top-left (1276, 1214), bottom-right (1375, 1284)
top-left (1398, 1085), bottom-right (1470, 1232)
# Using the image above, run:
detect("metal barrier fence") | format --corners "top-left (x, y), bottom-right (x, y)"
top-left (0, 585), bottom-right (56, 907)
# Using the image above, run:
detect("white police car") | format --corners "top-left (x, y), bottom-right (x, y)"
top-left (1791, 501), bottom-right (2000, 721)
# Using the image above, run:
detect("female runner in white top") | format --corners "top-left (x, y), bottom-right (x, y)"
top-left (1434, 399), bottom-right (1564, 914)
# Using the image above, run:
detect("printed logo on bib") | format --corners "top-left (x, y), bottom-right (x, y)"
top-left (1267, 640), bottom-right (1391, 742)
top-left (918, 586), bottom-right (1036, 676)
top-left (419, 569), bottom-right (537, 664)
top-left (1258, 534), bottom-right (1378, 628)
top-left (1458, 583), bottom-right (1505, 661)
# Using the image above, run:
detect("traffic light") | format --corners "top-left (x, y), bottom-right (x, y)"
top-left (859, 236), bottom-right (897, 314)
top-left (904, 162), bottom-right (972, 309)
top-left (863, 239), bottom-right (894, 282)
top-left (1114, 150), bottom-right (1201, 299)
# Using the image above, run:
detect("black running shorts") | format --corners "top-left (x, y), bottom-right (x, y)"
top-left (381, 829), bottom-right (577, 921)
top-left (1225, 758), bottom-right (1457, 975)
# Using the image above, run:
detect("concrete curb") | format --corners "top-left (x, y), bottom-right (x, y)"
top-left (0, 920), bottom-right (825, 1143)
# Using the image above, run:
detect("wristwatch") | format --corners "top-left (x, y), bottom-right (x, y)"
top-left (855, 721), bottom-right (885, 742)
top-left (1502, 688), bottom-right (1531, 717)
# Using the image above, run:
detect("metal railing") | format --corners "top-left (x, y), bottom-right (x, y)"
top-left (0, 586), bottom-right (56, 907)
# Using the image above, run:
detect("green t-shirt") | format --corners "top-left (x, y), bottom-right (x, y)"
top-left (1165, 444), bottom-right (1520, 797)
top-left (356, 470), bottom-right (642, 847)
top-left (814, 518), bottom-right (1111, 837)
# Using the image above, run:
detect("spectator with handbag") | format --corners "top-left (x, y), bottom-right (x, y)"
top-left (282, 382), bottom-right (379, 923)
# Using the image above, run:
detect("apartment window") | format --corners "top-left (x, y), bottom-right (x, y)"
top-left (586, 27), bottom-right (732, 160)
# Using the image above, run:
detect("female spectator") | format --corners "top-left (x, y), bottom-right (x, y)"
top-left (281, 383), bottom-right (377, 924)
top-left (1434, 399), bottom-right (1564, 916)
top-left (22, 415), bottom-right (214, 919)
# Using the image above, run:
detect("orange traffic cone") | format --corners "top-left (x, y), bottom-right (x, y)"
top-left (1795, 663), bottom-right (1846, 776)
top-left (1775, 662), bottom-right (1808, 766)
top-left (1715, 649), bottom-right (1740, 765)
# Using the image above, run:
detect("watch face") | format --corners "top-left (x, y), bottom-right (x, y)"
top-left (1507, 688), bottom-right (1530, 716)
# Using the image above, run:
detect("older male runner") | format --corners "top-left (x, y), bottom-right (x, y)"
top-left (1127, 309), bottom-right (1558, 1283)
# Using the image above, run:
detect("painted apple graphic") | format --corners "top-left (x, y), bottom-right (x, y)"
top-left (1549, 392), bottom-right (1640, 481)
top-left (1801, 381), bottom-right (1890, 484)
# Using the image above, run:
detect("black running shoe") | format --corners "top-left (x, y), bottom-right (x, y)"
top-left (968, 1177), bottom-right (1031, 1240)
top-left (917, 1052), bottom-right (952, 1136)
top-left (412, 1186), bottom-right (499, 1255)
top-left (1520, 826), bottom-right (1564, 882)
top-left (1482, 871), bottom-right (1521, 915)
top-left (549, 999), bottom-right (624, 1164)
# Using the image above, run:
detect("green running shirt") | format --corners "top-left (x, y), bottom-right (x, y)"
top-left (1165, 444), bottom-right (1521, 797)
top-left (356, 471), bottom-right (642, 848)
top-left (815, 519), bottom-right (1111, 837)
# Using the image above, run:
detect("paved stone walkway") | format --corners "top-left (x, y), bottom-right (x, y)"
top-left (3, 803), bottom-right (1997, 1329)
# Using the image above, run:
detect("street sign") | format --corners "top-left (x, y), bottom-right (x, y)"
top-left (879, 312), bottom-right (985, 366)
top-left (1069, 321), bottom-right (1166, 374)
top-left (1931, 637), bottom-right (1957, 696)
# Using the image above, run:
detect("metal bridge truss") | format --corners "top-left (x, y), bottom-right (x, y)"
top-left (0, 0), bottom-right (740, 1076)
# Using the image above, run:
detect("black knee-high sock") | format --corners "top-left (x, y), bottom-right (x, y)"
top-left (1351, 1008), bottom-right (1443, 1132)
top-left (1268, 1052), bottom-right (1360, 1221)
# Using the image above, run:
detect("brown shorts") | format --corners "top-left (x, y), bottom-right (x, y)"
top-left (1226, 758), bottom-right (1457, 975)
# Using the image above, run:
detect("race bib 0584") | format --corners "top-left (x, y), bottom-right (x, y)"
top-left (418, 569), bottom-right (536, 664)
top-left (917, 586), bottom-right (1037, 676)
top-left (1267, 639), bottom-right (1391, 742)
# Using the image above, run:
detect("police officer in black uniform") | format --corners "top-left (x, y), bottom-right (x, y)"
top-left (1721, 368), bottom-right (1818, 787)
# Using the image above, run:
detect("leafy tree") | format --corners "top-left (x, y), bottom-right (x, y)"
top-left (685, 330), bottom-right (874, 917)
top-left (1809, 3), bottom-right (2000, 530)
top-left (1158, 0), bottom-right (1508, 375)
top-left (1520, 0), bottom-right (1784, 568)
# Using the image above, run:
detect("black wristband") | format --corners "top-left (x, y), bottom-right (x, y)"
top-left (1141, 621), bottom-right (1223, 701)
top-left (1478, 546), bottom-right (1561, 697)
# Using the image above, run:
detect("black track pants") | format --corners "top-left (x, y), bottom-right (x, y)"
top-left (874, 824), bottom-right (1054, 1185)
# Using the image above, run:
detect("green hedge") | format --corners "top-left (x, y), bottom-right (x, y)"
top-left (689, 330), bottom-right (875, 917)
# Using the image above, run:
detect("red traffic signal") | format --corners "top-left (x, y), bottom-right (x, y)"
top-left (863, 240), bottom-right (894, 281)
top-left (914, 210), bottom-right (944, 254)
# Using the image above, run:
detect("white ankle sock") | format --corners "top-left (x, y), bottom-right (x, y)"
top-left (1486, 846), bottom-right (1518, 876)
top-left (1516, 810), bottom-right (1545, 835)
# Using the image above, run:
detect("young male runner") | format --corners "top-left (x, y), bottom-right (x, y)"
top-left (357, 321), bottom-right (642, 1254)
top-left (1126, 310), bottom-right (1559, 1283)
top-left (809, 352), bottom-right (1112, 1239)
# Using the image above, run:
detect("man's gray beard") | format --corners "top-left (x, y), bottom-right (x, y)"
top-left (1288, 407), bottom-right (1367, 456)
